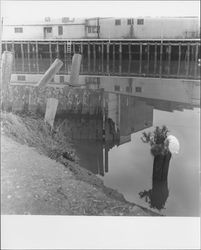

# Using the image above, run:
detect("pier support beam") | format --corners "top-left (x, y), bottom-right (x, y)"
top-left (80, 43), bottom-right (83, 54)
top-left (147, 43), bottom-right (150, 73)
top-left (186, 44), bottom-right (190, 76)
top-left (113, 43), bottom-right (115, 60)
top-left (168, 44), bottom-right (171, 75)
top-left (119, 43), bottom-right (122, 61)
top-left (139, 44), bottom-right (142, 74)
top-left (93, 43), bottom-right (96, 61)
top-left (20, 43), bottom-right (24, 59)
top-left (49, 42), bottom-right (52, 60)
top-left (128, 43), bottom-right (131, 61)
top-left (159, 42), bottom-right (163, 76)
top-left (154, 43), bottom-right (157, 74)
top-left (88, 43), bottom-right (90, 58)
top-left (56, 42), bottom-right (59, 58)
top-left (194, 43), bottom-right (199, 77)
top-left (177, 43), bottom-right (181, 75)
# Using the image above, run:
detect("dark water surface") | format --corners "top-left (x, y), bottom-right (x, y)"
top-left (12, 57), bottom-right (200, 216)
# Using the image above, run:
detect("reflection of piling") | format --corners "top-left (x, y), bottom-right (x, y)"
top-left (152, 151), bottom-right (172, 181)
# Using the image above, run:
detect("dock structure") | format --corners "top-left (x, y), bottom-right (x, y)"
top-left (1, 39), bottom-right (200, 79)
top-left (1, 39), bottom-right (200, 59)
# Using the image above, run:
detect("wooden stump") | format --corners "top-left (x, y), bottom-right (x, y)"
top-left (152, 152), bottom-right (172, 181)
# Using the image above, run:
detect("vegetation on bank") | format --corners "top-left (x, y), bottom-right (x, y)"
top-left (1, 111), bottom-right (160, 216)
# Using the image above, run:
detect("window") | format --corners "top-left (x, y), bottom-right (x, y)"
top-left (88, 26), bottom-right (97, 33)
top-left (60, 76), bottom-right (64, 83)
top-left (126, 86), bottom-right (132, 93)
top-left (45, 27), bottom-right (52, 33)
top-left (135, 87), bottom-right (142, 93)
top-left (45, 17), bottom-right (51, 22)
top-left (127, 19), bottom-right (134, 25)
top-left (114, 85), bottom-right (120, 91)
top-left (14, 27), bottom-right (23, 33)
top-left (115, 19), bottom-right (121, 26)
top-left (137, 19), bottom-right (144, 25)
top-left (17, 75), bottom-right (26, 81)
top-left (58, 26), bottom-right (63, 35)
top-left (62, 17), bottom-right (69, 23)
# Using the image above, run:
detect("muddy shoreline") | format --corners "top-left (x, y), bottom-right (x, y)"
top-left (1, 111), bottom-right (160, 216)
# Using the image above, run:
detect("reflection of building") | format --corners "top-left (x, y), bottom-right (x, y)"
top-left (9, 72), bottom-right (200, 177)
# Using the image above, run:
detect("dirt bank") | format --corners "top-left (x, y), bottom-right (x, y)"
top-left (1, 112), bottom-right (159, 216)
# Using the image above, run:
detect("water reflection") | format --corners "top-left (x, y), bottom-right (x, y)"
top-left (139, 180), bottom-right (169, 211)
top-left (12, 56), bottom-right (200, 79)
top-left (10, 68), bottom-right (200, 215)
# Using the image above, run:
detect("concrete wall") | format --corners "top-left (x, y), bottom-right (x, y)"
top-left (10, 74), bottom-right (200, 106)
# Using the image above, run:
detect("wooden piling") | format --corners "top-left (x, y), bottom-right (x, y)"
top-left (37, 58), bottom-right (63, 87)
top-left (160, 42), bottom-right (163, 75)
top-left (49, 42), bottom-right (52, 60)
top-left (194, 43), bottom-right (199, 77)
top-left (154, 43), bottom-right (157, 73)
top-left (128, 43), bottom-right (131, 61)
top-left (186, 44), bottom-right (190, 76)
top-left (93, 43), bottom-right (96, 61)
top-left (119, 42), bottom-right (122, 61)
top-left (113, 43), bottom-right (115, 60)
top-left (168, 44), bottom-right (171, 75)
top-left (177, 43), bottom-right (181, 75)
top-left (56, 42), bottom-right (59, 58)
top-left (88, 43), bottom-right (90, 58)
top-left (69, 54), bottom-right (82, 85)
top-left (73, 43), bottom-right (75, 54)
top-left (11, 42), bottom-right (14, 53)
top-left (80, 43), bottom-right (83, 54)
top-left (20, 43), bottom-right (24, 58)
top-left (139, 44), bottom-right (142, 74)
top-left (147, 43), bottom-right (150, 73)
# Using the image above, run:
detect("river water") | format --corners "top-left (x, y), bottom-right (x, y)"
top-left (12, 55), bottom-right (200, 216)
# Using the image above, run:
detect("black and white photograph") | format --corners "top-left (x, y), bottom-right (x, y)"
top-left (1, 0), bottom-right (200, 249)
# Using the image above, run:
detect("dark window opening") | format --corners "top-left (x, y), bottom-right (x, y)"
top-left (58, 26), bottom-right (63, 35)
top-left (115, 19), bottom-right (121, 26)
top-left (127, 19), bottom-right (134, 25)
top-left (60, 76), bottom-right (64, 83)
top-left (88, 26), bottom-right (97, 33)
top-left (45, 17), bottom-right (51, 22)
top-left (114, 85), bottom-right (120, 91)
top-left (126, 86), bottom-right (132, 93)
top-left (14, 27), bottom-right (23, 33)
top-left (62, 17), bottom-right (69, 23)
top-left (46, 27), bottom-right (52, 33)
top-left (137, 19), bottom-right (144, 25)
top-left (17, 75), bottom-right (26, 81)
top-left (135, 87), bottom-right (142, 93)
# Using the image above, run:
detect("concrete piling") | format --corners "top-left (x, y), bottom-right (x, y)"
top-left (37, 58), bottom-right (63, 87)
top-left (1, 51), bottom-right (14, 110)
top-left (69, 54), bottom-right (82, 85)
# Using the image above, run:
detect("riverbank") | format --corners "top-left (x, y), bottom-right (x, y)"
top-left (1, 112), bottom-right (159, 216)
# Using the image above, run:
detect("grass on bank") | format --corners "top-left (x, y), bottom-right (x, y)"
top-left (1, 111), bottom-right (75, 162)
